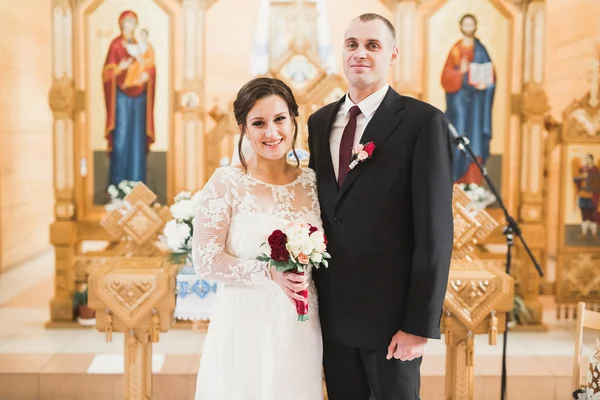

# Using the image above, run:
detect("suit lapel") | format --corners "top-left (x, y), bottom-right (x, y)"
top-left (321, 96), bottom-right (345, 192)
top-left (336, 88), bottom-right (405, 205)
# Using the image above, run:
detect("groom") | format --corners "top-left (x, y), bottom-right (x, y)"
top-left (308, 13), bottom-right (454, 400)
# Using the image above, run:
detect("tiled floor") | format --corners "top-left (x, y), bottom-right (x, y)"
top-left (0, 250), bottom-right (592, 399)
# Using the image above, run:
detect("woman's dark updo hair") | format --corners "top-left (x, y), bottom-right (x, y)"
top-left (233, 77), bottom-right (300, 171)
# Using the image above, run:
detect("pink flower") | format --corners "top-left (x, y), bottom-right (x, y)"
top-left (357, 150), bottom-right (369, 161)
top-left (297, 253), bottom-right (310, 265)
top-left (352, 144), bottom-right (364, 154)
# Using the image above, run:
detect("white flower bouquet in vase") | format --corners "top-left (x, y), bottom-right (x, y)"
top-left (105, 180), bottom-right (139, 212)
top-left (458, 183), bottom-right (496, 211)
top-left (162, 190), bottom-right (200, 265)
top-left (163, 190), bottom-right (219, 322)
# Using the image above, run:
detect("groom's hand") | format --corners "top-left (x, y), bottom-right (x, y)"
top-left (386, 330), bottom-right (427, 361)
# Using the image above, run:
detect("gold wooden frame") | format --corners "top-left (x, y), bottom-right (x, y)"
top-left (75, 0), bottom-right (181, 222)
top-left (48, 0), bottom-right (213, 326)
top-left (420, 0), bottom-right (518, 226)
top-left (555, 92), bottom-right (600, 309)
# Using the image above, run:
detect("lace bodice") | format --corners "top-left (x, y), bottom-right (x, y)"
top-left (191, 166), bottom-right (322, 284)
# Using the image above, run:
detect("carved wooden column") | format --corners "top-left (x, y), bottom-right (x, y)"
top-left (86, 183), bottom-right (178, 399)
top-left (89, 262), bottom-right (177, 400)
top-left (515, 0), bottom-right (549, 327)
top-left (177, 0), bottom-right (216, 190)
top-left (47, 0), bottom-right (78, 325)
top-left (444, 186), bottom-right (514, 400)
top-left (382, 0), bottom-right (420, 98)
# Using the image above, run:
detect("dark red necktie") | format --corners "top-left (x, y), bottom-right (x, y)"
top-left (338, 105), bottom-right (361, 186)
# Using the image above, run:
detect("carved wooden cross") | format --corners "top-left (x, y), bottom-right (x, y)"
top-left (451, 185), bottom-right (498, 262)
top-left (445, 184), bottom-right (512, 332)
top-left (101, 183), bottom-right (171, 257)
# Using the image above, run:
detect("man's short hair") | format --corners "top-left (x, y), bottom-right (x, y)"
top-left (356, 13), bottom-right (396, 42)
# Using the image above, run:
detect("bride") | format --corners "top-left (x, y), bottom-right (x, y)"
top-left (191, 77), bottom-right (324, 399)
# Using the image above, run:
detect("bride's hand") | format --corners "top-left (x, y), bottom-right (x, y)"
top-left (270, 267), bottom-right (309, 305)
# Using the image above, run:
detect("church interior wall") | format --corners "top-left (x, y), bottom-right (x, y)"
top-left (543, 0), bottom-right (600, 283)
top-left (0, 0), bottom-right (54, 272)
top-left (203, 0), bottom-right (391, 132)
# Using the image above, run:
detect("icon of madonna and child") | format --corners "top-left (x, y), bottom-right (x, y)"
top-left (101, 10), bottom-right (156, 200)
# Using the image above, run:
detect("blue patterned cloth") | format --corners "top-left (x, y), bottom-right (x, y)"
top-left (177, 279), bottom-right (217, 299)
top-left (174, 266), bottom-right (219, 321)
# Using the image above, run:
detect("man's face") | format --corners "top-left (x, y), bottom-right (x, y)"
top-left (586, 155), bottom-right (594, 166)
top-left (460, 16), bottom-right (477, 38)
top-left (342, 19), bottom-right (398, 92)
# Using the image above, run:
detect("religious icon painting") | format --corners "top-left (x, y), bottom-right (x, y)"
top-left (562, 144), bottom-right (600, 248)
top-left (85, 0), bottom-right (171, 207)
top-left (425, 0), bottom-right (512, 211)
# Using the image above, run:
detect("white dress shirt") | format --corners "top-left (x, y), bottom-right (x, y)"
top-left (329, 84), bottom-right (389, 179)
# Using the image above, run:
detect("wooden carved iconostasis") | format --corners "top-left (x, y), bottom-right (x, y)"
top-left (204, 0), bottom-right (348, 175)
top-left (382, 0), bottom-right (548, 326)
top-left (550, 77), bottom-right (600, 316)
top-left (47, 0), bottom-right (214, 325)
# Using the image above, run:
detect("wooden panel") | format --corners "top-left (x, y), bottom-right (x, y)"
top-left (0, 1), bottom-right (54, 272)
top-left (545, 0), bottom-right (600, 119)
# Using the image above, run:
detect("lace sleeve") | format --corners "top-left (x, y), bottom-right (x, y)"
top-left (191, 168), bottom-right (270, 284)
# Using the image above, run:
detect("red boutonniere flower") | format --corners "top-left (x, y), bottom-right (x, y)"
top-left (348, 141), bottom-right (376, 171)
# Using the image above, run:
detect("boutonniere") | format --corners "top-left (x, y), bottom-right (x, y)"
top-left (348, 141), bottom-right (376, 171)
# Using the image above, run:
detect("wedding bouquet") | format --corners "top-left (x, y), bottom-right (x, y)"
top-left (257, 222), bottom-right (330, 321)
top-left (162, 190), bottom-right (201, 264)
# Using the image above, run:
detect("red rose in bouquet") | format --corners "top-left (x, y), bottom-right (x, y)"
top-left (267, 230), bottom-right (289, 261)
top-left (257, 222), bottom-right (330, 321)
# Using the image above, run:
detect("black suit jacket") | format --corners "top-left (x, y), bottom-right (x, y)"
top-left (308, 87), bottom-right (454, 350)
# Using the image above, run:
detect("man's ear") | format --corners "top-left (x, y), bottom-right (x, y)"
top-left (390, 45), bottom-right (399, 65)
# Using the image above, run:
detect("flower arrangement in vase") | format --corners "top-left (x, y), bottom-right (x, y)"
top-left (162, 190), bottom-right (201, 265)
top-left (105, 180), bottom-right (139, 211)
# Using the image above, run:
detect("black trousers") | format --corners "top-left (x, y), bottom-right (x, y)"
top-left (323, 338), bottom-right (422, 400)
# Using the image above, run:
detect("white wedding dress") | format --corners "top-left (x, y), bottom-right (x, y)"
top-left (191, 166), bottom-right (324, 400)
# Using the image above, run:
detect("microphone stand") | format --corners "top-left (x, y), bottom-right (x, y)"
top-left (451, 133), bottom-right (544, 400)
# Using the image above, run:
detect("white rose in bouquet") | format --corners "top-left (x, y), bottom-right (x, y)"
top-left (300, 241), bottom-right (315, 257)
top-left (310, 252), bottom-right (323, 264)
top-left (309, 231), bottom-right (327, 252)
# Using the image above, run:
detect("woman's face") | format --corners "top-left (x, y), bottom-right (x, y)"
top-left (121, 18), bottom-right (137, 36)
top-left (242, 95), bottom-right (294, 163)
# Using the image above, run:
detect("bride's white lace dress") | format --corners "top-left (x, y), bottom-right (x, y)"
top-left (191, 166), bottom-right (324, 400)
